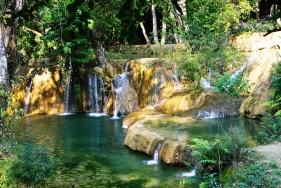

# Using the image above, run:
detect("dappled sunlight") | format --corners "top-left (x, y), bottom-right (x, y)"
top-left (26, 68), bottom-right (64, 114)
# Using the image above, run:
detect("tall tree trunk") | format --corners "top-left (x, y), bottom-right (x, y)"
top-left (93, 30), bottom-right (106, 68)
top-left (0, 25), bottom-right (8, 85)
top-left (151, 0), bottom-right (158, 44)
top-left (161, 21), bottom-right (167, 45)
top-left (139, 22), bottom-right (151, 45)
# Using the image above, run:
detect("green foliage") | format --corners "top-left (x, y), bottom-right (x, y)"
top-left (199, 173), bottom-right (220, 188)
top-left (0, 84), bottom-right (24, 152)
top-left (257, 111), bottom-right (281, 144)
top-left (117, 0), bottom-right (148, 44)
top-left (188, 126), bottom-right (250, 187)
top-left (233, 160), bottom-right (281, 188)
top-left (1, 144), bottom-right (61, 187)
top-left (234, 19), bottom-right (276, 34)
top-left (264, 61), bottom-right (281, 116)
top-left (191, 138), bottom-right (231, 174)
top-left (212, 72), bottom-right (253, 99)
top-left (186, 0), bottom-right (255, 35)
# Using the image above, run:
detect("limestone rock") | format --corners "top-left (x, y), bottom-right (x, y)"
top-left (240, 52), bottom-right (279, 118)
top-left (159, 141), bottom-right (196, 165)
top-left (155, 91), bottom-right (206, 115)
top-left (93, 66), bottom-right (104, 77)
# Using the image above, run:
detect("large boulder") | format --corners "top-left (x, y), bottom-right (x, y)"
top-left (155, 91), bottom-right (206, 115)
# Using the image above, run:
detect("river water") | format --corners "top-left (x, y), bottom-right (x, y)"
top-left (15, 114), bottom-right (261, 187)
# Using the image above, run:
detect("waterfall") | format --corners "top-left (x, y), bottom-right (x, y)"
top-left (231, 63), bottom-right (246, 78)
top-left (197, 109), bottom-right (225, 118)
top-left (172, 64), bottom-right (181, 91)
top-left (112, 62), bottom-right (130, 118)
top-left (200, 68), bottom-right (213, 89)
top-left (143, 142), bottom-right (162, 165)
top-left (88, 73), bottom-right (105, 113)
top-left (24, 78), bottom-right (33, 114)
top-left (178, 164), bottom-right (199, 178)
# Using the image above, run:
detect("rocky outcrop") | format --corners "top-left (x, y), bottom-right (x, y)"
top-left (154, 91), bottom-right (206, 115)
top-left (239, 52), bottom-right (281, 118)
top-left (123, 110), bottom-right (198, 166)
top-left (13, 65), bottom-right (64, 114)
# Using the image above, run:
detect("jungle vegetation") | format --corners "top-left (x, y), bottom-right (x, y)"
top-left (0, 0), bottom-right (281, 187)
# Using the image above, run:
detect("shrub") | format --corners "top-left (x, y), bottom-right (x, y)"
top-left (5, 144), bottom-right (62, 187)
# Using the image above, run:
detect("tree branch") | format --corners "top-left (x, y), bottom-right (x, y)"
top-left (22, 26), bottom-right (43, 36)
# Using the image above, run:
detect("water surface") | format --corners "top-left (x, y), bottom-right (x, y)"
top-left (16, 114), bottom-right (193, 187)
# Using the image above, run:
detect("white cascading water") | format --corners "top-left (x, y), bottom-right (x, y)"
top-left (197, 109), bottom-right (225, 119)
top-left (24, 79), bottom-right (33, 114)
top-left (88, 73), bottom-right (105, 114)
top-left (200, 68), bottom-right (213, 89)
top-left (231, 63), bottom-right (246, 78)
top-left (172, 64), bottom-right (182, 91)
top-left (112, 62), bottom-right (129, 118)
top-left (143, 142), bottom-right (163, 165)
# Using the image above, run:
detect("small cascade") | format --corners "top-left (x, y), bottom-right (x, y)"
top-left (200, 68), bottom-right (213, 89)
top-left (180, 169), bottom-right (196, 177)
top-left (172, 65), bottom-right (182, 91)
top-left (87, 72), bottom-right (105, 113)
top-left (231, 63), bottom-right (246, 78)
top-left (143, 143), bottom-right (162, 165)
top-left (200, 77), bottom-right (212, 88)
top-left (197, 109), bottom-right (225, 118)
top-left (178, 164), bottom-right (199, 177)
top-left (150, 71), bottom-right (162, 106)
top-left (24, 78), bottom-right (33, 114)
top-left (143, 142), bottom-right (162, 165)
top-left (112, 62), bottom-right (130, 118)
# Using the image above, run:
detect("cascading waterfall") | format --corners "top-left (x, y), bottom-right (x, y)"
top-left (150, 71), bottom-right (161, 107)
top-left (231, 63), bottom-right (246, 78)
top-left (112, 62), bottom-right (130, 118)
top-left (143, 142), bottom-right (163, 165)
top-left (197, 109), bottom-right (225, 118)
top-left (88, 72), bottom-right (105, 113)
top-left (200, 67), bottom-right (213, 88)
top-left (24, 78), bottom-right (33, 114)
top-left (172, 66), bottom-right (182, 91)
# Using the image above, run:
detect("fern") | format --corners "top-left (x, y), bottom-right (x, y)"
top-left (258, 111), bottom-right (281, 143)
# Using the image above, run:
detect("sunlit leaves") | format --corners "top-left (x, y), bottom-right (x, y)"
top-left (212, 72), bottom-right (252, 99)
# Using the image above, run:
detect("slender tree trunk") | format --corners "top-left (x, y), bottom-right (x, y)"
top-left (161, 21), bottom-right (167, 45)
top-left (0, 25), bottom-right (8, 85)
top-left (139, 22), bottom-right (151, 45)
top-left (170, 1), bottom-right (188, 43)
top-left (151, 0), bottom-right (158, 44)
top-left (93, 29), bottom-right (106, 68)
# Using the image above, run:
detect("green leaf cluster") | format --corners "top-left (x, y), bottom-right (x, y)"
top-left (212, 72), bottom-right (253, 99)
top-left (257, 111), bottom-right (281, 143)
top-left (232, 160), bottom-right (281, 188)
top-left (0, 84), bottom-right (24, 151)
top-left (0, 144), bottom-right (61, 187)
top-left (264, 61), bottom-right (281, 116)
